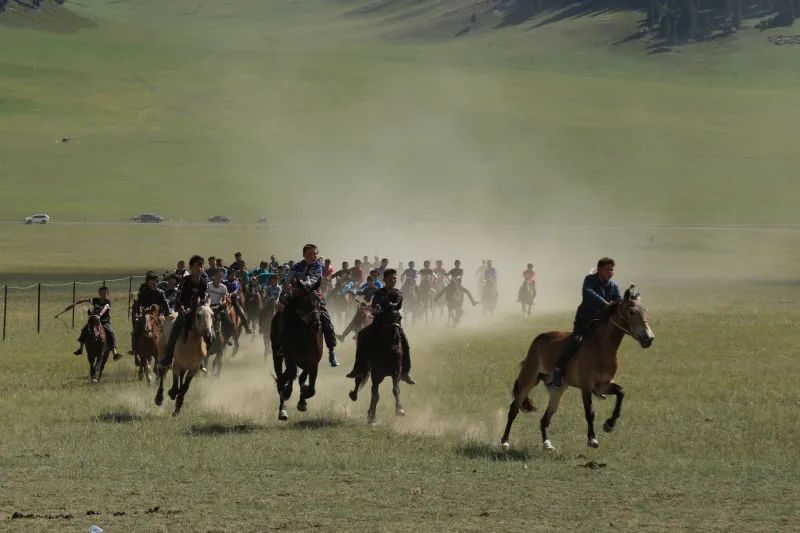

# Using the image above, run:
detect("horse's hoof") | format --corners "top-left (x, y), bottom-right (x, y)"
top-left (603, 420), bottom-right (615, 433)
top-left (367, 418), bottom-right (376, 426)
top-left (155, 394), bottom-right (163, 406)
top-left (501, 441), bottom-right (510, 450)
top-left (348, 391), bottom-right (358, 402)
top-left (543, 439), bottom-right (555, 451)
top-left (91, 378), bottom-right (98, 384)
top-left (200, 366), bottom-right (207, 374)
top-left (278, 409), bottom-right (288, 421)
top-left (172, 410), bottom-right (180, 417)
top-left (297, 400), bottom-right (307, 412)
top-left (395, 408), bottom-right (405, 417)
top-left (588, 437), bottom-right (600, 448)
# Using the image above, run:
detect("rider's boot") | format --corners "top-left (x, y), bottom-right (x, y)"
top-left (112, 348), bottom-right (122, 361)
top-left (329, 350), bottom-right (339, 367)
top-left (73, 343), bottom-right (84, 356)
top-left (400, 372), bottom-right (416, 385)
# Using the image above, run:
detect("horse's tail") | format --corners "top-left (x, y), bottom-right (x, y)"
top-left (513, 333), bottom-right (550, 413)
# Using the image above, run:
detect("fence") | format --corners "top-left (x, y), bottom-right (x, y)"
top-left (1, 276), bottom-right (145, 341)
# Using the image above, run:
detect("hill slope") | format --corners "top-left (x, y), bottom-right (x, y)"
top-left (0, 0), bottom-right (798, 226)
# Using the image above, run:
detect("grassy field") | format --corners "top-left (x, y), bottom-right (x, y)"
top-left (1, 1), bottom-right (800, 227)
top-left (0, 279), bottom-right (798, 531)
top-left (2, 0), bottom-right (800, 530)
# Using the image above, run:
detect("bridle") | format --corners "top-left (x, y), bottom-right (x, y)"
top-left (608, 303), bottom-right (650, 338)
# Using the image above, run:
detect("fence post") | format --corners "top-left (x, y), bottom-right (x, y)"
top-left (2, 285), bottom-right (7, 341)
top-left (72, 281), bottom-right (76, 329)
top-left (37, 283), bottom-right (41, 334)
top-left (128, 276), bottom-right (133, 321)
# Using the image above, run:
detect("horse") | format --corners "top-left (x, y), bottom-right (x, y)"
top-left (481, 278), bottom-right (498, 317)
top-left (259, 299), bottom-right (277, 362)
top-left (348, 311), bottom-right (405, 425)
top-left (132, 303), bottom-right (162, 385)
top-left (401, 280), bottom-right (419, 325)
top-left (243, 285), bottom-right (263, 334)
top-left (84, 314), bottom-right (110, 384)
top-left (270, 279), bottom-right (324, 421)
top-left (418, 276), bottom-right (436, 324)
top-left (154, 300), bottom-right (214, 416)
top-left (501, 285), bottom-right (654, 450)
top-left (227, 294), bottom-right (244, 357)
top-left (519, 280), bottom-right (536, 319)
top-left (435, 282), bottom-right (469, 327)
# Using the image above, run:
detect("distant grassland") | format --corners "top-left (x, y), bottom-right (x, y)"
top-left (1, 1), bottom-right (799, 227)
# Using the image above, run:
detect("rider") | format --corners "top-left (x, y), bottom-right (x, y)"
top-left (128, 271), bottom-right (172, 356)
top-left (447, 259), bottom-right (465, 282)
top-left (518, 263), bottom-right (537, 301)
top-left (159, 255), bottom-right (213, 370)
top-left (175, 260), bottom-right (187, 278)
top-left (433, 260), bottom-right (448, 288)
top-left (346, 269), bottom-right (415, 385)
top-left (483, 260), bottom-right (497, 284)
top-left (285, 244), bottom-right (339, 367)
top-left (376, 257), bottom-right (389, 276)
top-left (401, 261), bottom-right (418, 286)
top-left (551, 257), bottom-right (621, 388)
top-left (73, 285), bottom-right (120, 360)
top-left (349, 259), bottom-right (365, 286)
top-left (419, 260), bottom-right (434, 282)
top-left (208, 269), bottom-right (236, 345)
top-left (265, 275), bottom-right (282, 303)
top-left (224, 268), bottom-right (253, 334)
top-left (435, 275), bottom-right (479, 306)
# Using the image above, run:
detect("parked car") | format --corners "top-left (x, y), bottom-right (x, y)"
top-left (257, 217), bottom-right (268, 224)
top-left (208, 215), bottom-right (230, 223)
top-left (133, 213), bottom-right (164, 223)
top-left (24, 214), bottom-right (50, 224)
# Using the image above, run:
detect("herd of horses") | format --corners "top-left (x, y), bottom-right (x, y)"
top-left (75, 278), bottom-right (654, 451)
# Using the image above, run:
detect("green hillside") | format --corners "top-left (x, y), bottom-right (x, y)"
top-left (1, 0), bottom-right (798, 226)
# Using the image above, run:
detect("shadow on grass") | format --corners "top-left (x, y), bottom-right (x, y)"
top-left (456, 441), bottom-right (533, 461)
top-left (97, 408), bottom-right (144, 424)
top-left (188, 423), bottom-right (264, 436)
top-left (280, 417), bottom-right (346, 430)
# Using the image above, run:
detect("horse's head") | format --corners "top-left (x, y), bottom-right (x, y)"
top-left (617, 284), bottom-right (654, 348)
top-left (143, 304), bottom-right (160, 338)
top-left (193, 301), bottom-right (214, 338)
top-left (288, 279), bottom-right (321, 326)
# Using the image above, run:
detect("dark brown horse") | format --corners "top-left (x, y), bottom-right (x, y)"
top-left (132, 303), bottom-right (161, 385)
top-left (270, 279), bottom-right (324, 421)
top-left (501, 285), bottom-right (654, 450)
top-left (85, 314), bottom-right (110, 384)
top-left (260, 299), bottom-right (277, 362)
top-left (348, 311), bottom-right (405, 425)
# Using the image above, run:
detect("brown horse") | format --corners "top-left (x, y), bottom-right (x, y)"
top-left (260, 299), bottom-right (277, 362)
top-left (243, 286), bottom-right (263, 334)
top-left (348, 311), bottom-right (405, 425)
top-left (204, 296), bottom-right (242, 376)
top-left (481, 278), bottom-right (498, 317)
top-left (501, 285), bottom-right (654, 450)
top-left (154, 301), bottom-right (214, 416)
top-left (84, 314), bottom-right (110, 384)
top-left (133, 303), bottom-right (161, 385)
top-left (270, 279), bottom-right (323, 421)
top-left (519, 280), bottom-right (536, 319)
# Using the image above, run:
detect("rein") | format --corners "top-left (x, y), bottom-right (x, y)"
top-left (608, 304), bottom-right (650, 338)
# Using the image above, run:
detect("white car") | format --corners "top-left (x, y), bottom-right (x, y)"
top-left (24, 214), bottom-right (50, 225)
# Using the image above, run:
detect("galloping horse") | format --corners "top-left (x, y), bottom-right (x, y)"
top-left (519, 280), bottom-right (536, 319)
top-left (348, 311), bottom-right (405, 425)
top-left (259, 299), bottom-right (277, 362)
top-left (132, 303), bottom-right (161, 385)
top-left (155, 299), bottom-right (214, 416)
top-left (501, 286), bottom-right (654, 450)
top-left (401, 280), bottom-right (419, 325)
top-left (270, 279), bottom-right (324, 421)
top-left (84, 314), bottom-right (110, 384)
top-left (243, 286), bottom-right (263, 334)
top-left (418, 275), bottom-right (436, 324)
top-left (481, 278), bottom-right (498, 317)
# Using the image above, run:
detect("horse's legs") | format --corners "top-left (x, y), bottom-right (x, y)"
top-left (367, 376), bottom-right (382, 425)
top-left (168, 371), bottom-right (179, 400)
top-left (155, 368), bottom-right (165, 406)
top-left (87, 352), bottom-right (95, 380)
top-left (501, 400), bottom-right (519, 448)
top-left (600, 383), bottom-right (624, 433)
top-left (392, 375), bottom-right (404, 417)
top-left (297, 369), bottom-right (310, 412)
top-left (540, 388), bottom-right (565, 450)
top-left (582, 388), bottom-right (599, 448)
top-left (212, 346), bottom-right (223, 377)
top-left (279, 360), bottom-right (296, 401)
top-left (174, 373), bottom-right (194, 416)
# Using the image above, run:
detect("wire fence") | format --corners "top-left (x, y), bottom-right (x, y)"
top-left (1, 276), bottom-right (145, 341)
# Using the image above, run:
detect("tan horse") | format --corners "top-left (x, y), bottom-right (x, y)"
top-left (133, 303), bottom-right (161, 385)
top-left (154, 301), bottom-right (214, 416)
top-left (501, 285), bottom-right (654, 450)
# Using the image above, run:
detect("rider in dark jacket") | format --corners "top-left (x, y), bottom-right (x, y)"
top-left (346, 269), bottom-right (415, 385)
top-left (159, 256), bottom-right (211, 370)
top-left (128, 271), bottom-right (172, 356)
top-left (551, 257), bottom-right (622, 387)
